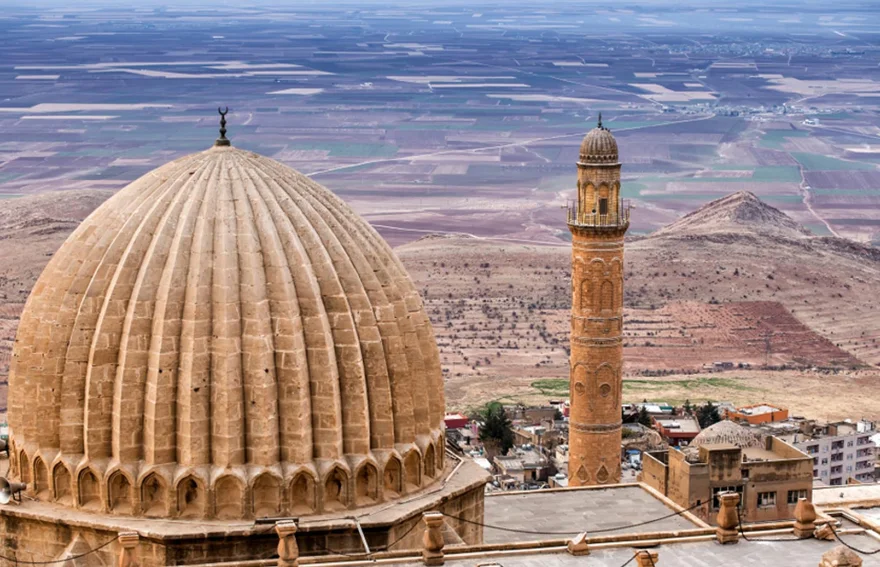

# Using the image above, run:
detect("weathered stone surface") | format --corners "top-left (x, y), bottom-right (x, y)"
top-left (7, 145), bottom-right (447, 520)
top-left (568, 121), bottom-right (627, 487)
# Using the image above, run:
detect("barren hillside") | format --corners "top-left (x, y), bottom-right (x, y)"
top-left (0, 190), bottom-right (877, 420)
top-left (396, 192), bottom-right (880, 418)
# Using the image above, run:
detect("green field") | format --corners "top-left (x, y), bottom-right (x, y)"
top-left (791, 152), bottom-right (876, 171)
top-left (759, 129), bottom-right (811, 149)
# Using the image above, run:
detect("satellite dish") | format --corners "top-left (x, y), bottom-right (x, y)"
top-left (0, 477), bottom-right (27, 505)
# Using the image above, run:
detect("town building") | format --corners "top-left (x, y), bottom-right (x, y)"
top-left (653, 416), bottom-right (702, 446)
top-left (728, 403), bottom-right (790, 425)
top-left (795, 420), bottom-right (876, 485)
top-left (641, 421), bottom-right (814, 525)
top-left (566, 115), bottom-right (629, 487)
top-left (493, 446), bottom-right (552, 486)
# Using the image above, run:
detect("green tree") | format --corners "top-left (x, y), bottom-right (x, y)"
top-left (683, 399), bottom-right (694, 416)
top-left (479, 401), bottom-right (515, 458)
top-left (637, 405), bottom-right (652, 427)
top-left (697, 401), bottom-right (722, 428)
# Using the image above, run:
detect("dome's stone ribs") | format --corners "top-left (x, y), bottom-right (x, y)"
top-left (61, 165), bottom-right (192, 457)
top-left (317, 180), bottom-right (441, 438)
top-left (8, 146), bottom-right (448, 519)
top-left (230, 155), bottom-right (281, 467)
top-left (270, 161), bottom-right (422, 445)
top-left (177, 159), bottom-right (221, 467)
top-left (258, 159), bottom-right (394, 456)
top-left (150, 158), bottom-right (220, 466)
top-left (267, 160), bottom-right (371, 460)
top-left (247, 156), bottom-right (344, 462)
top-left (210, 157), bottom-right (245, 467)
top-left (57, 158), bottom-right (200, 458)
top-left (264, 164), bottom-right (398, 452)
top-left (122, 158), bottom-right (217, 466)
top-left (85, 160), bottom-right (206, 462)
top-left (238, 163), bottom-right (314, 464)
top-left (12, 161), bottom-right (166, 453)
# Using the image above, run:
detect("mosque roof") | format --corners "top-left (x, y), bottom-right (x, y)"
top-left (8, 140), bottom-right (446, 520)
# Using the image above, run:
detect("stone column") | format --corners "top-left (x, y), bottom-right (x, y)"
top-left (275, 520), bottom-right (299, 567)
top-left (117, 532), bottom-right (139, 567)
top-left (567, 532), bottom-right (590, 556)
top-left (422, 511), bottom-right (445, 566)
top-left (819, 546), bottom-right (862, 567)
top-left (635, 550), bottom-right (659, 566)
top-left (715, 492), bottom-right (740, 544)
top-left (793, 498), bottom-right (817, 538)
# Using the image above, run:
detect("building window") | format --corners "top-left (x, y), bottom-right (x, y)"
top-left (806, 445), bottom-right (819, 454)
top-left (598, 198), bottom-right (608, 216)
top-left (712, 486), bottom-right (743, 510)
top-left (757, 492), bottom-right (776, 508)
top-left (813, 469), bottom-right (818, 478)
top-left (830, 478), bottom-right (842, 486)
top-left (787, 490), bottom-right (808, 504)
top-left (821, 458), bottom-right (828, 465)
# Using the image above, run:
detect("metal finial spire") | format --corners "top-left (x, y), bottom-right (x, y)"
top-left (597, 112), bottom-right (603, 129)
top-left (215, 107), bottom-right (231, 146)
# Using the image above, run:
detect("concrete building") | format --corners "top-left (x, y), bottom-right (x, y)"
top-left (641, 421), bottom-right (814, 525)
top-left (653, 417), bottom-right (701, 446)
top-left (796, 420), bottom-right (876, 485)
top-left (728, 403), bottom-right (789, 424)
top-left (566, 116), bottom-right (630, 487)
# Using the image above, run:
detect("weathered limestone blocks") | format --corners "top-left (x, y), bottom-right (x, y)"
top-left (422, 511), bottom-right (445, 566)
top-left (793, 497), bottom-right (817, 538)
top-left (118, 531), bottom-right (139, 567)
top-left (275, 520), bottom-right (299, 567)
top-left (567, 532), bottom-right (590, 556)
top-left (715, 492), bottom-right (740, 544)
top-left (819, 546), bottom-right (863, 567)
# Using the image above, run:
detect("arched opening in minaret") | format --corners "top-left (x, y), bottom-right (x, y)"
top-left (600, 281), bottom-right (614, 312)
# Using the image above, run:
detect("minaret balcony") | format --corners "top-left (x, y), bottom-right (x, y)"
top-left (566, 202), bottom-right (631, 228)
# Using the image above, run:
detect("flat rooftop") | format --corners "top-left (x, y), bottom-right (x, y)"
top-left (483, 485), bottom-right (698, 544)
top-left (737, 404), bottom-right (784, 415)
top-left (654, 418), bottom-right (700, 433)
top-left (395, 535), bottom-right (880, 566)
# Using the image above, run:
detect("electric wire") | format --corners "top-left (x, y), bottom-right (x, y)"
top-left (735, 504), bottom-right (800, 543)
top-left (827, 521), bottom-right (880, 556)
top-left (0, 535), bottom-right (119, 565)
top-left (438, 499), bottom-right (703, 537)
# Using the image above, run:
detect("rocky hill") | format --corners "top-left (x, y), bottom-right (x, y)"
top-left (653, 191), bottom-right (811, 239)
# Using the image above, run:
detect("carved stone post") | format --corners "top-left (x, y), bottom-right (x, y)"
top-left (422, 512), bottom-right (445, 566)
top-left (819, 546), bottom-right (862, 567)
top-left (275, 520), bottom-right (299, 567)
top-left (715, 492), bottom-right (740, 544)
top-left (635, 550), bottom-right (659, 566)
top-left (793, 498), bottom-right (817, 538)
top-left (567, 532), bottom-right (590, 556)
top-left (117, 532), bottom-right (139, 567)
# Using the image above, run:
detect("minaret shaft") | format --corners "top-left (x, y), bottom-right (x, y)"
top-left (567, 123), bottom-right (629, 487)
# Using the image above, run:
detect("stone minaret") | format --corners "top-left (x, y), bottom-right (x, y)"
top-left (567, 115), bottom-right (629, 486)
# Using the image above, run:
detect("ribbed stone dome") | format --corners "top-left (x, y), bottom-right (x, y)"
top-left (690, 420), bottom-right (763, 449)
top-left (8, 144), bottom-right (446, 519)
top-left (579, 120), bottom-right (619, 165)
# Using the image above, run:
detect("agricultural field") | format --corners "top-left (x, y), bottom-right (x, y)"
top-left (0, 2), bottom-right (879, 245)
